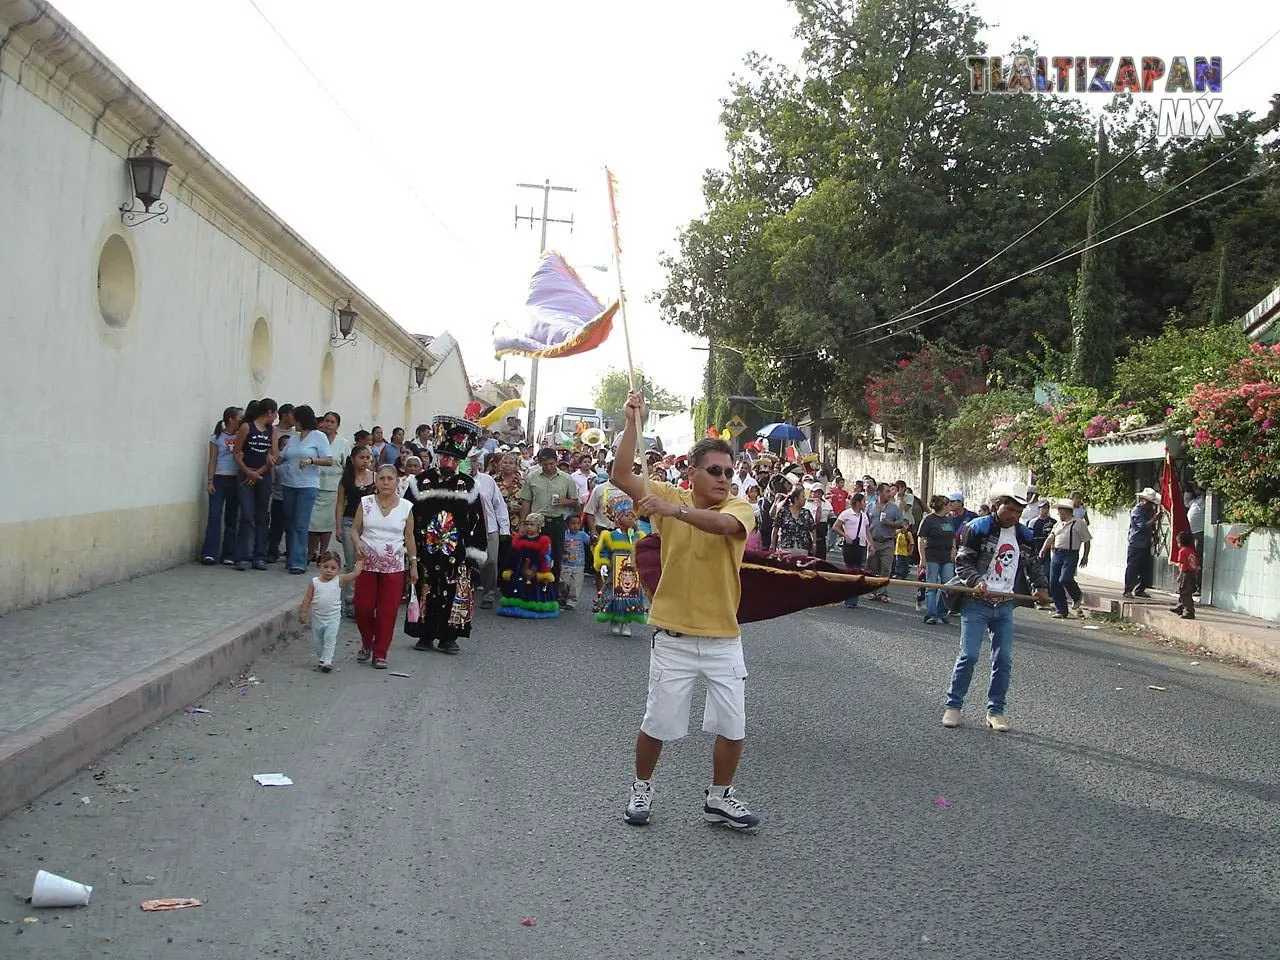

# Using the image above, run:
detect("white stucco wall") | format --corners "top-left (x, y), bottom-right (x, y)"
top-left (0, 8), bottom-right (471, 612)
top-left (1208, 525), bottom-right (1280, 621)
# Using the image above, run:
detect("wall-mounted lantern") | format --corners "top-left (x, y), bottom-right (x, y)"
top-left (411, 355), bottom-right (436, 392)
top-left (331, 297), bottom-right (358, 347)
top-left (119, 137), bottom-right (172, 227)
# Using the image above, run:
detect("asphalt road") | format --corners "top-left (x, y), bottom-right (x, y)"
top-left (1, 591), bottom-right (1277, 960)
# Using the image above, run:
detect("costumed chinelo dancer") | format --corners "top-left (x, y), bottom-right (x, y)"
top-left (404, 415), bottom-right (488, 655)
top-left (592, 491), bottom-right (648, 637)
top-left (497, 512), bottom-right (559, 619)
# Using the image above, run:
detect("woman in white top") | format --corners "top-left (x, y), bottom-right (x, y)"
top-left (348, 465), bottom-right (415, 669)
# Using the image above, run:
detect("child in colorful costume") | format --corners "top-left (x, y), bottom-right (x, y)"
top-left (592, 493), bottom-right (649, 636)
top-left (497, 512), bottom-right (559, 619)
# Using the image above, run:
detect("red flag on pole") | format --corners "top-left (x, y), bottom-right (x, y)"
top-left (1160, 453), bottom-right (1190, 561)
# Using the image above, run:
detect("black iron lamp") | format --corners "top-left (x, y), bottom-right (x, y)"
top-left (331, 297), bottom-right (358, 346)
top-left (120, 137), bottom-right (172, 226)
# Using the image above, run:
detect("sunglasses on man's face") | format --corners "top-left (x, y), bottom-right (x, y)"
top-left (698, 465), bottom-right (731, 478)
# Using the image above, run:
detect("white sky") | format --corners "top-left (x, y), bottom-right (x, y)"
top-left (52, 0), bottom-right (1276, 429)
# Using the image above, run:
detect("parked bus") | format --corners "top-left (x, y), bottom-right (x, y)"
top-left (538, 406), bottom-right (615, 447)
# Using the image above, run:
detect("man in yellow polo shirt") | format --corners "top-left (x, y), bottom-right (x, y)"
top-left (609, 391), bottom-right (760, 831)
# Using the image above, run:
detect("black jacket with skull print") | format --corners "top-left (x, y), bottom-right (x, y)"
top-left (952, 514), bottom-right (1048, 608)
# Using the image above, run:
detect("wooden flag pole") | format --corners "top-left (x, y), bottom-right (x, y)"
top-left (606, 166), bottom-right (645, 491)
top-left (605, 167), bottom-right (635, 392)
top-left (880, 577), bottom-right (1037, 602)
top-left (741, 562), bottom-right (1037, 602)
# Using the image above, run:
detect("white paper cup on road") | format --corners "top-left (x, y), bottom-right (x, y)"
top-left (30, 870), bottom-right (93, 908)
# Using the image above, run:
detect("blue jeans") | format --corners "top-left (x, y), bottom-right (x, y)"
top-left (282, 486), bottom-right (319, 571)
top-left (1124, 544), bottom-right (1153, 594)
top-left (1049, 550), bottom-right (1082, 614)
top-left (201, 475), bottom-right (239, 561)
top-left (236, 477), bottom-right (272, 564)
top-left (841, 542), bottom-right (866, 607)
top-left (925, 561), bottom-right (955, 621)
top-left (340, 516), bottom-right (358, 612)
top-left (945, 599), bottom-right (1014, 715)
top-left (267, 496), bottom-right (286, 561)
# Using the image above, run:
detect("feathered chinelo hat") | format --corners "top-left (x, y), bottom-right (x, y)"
top-left (432, 415), bottom-right (480, 461)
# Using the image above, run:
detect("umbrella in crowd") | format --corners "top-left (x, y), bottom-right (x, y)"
top-left (755, 422), bottom-right (806, 442)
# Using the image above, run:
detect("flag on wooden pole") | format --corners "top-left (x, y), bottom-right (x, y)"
top-left (493, 252), bottom-right (618, 359)
top-left (1160, 452), bottom-right (1190, 561)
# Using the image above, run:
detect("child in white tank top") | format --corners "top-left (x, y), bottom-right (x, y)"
top-left (299, 552), bottom-right (362, 671)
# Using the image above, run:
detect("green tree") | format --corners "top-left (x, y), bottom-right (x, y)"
top-left (1209, 244), bottom-right (1229, 325)
top-left (592, 368), bottom-right (684, 429)
top-left (1069, 119), bottom-right (1121, 390)
top-left (657, 0), bottom-right (1280, 422)
top-left (1112, 317), bottom-right (1249, 419)
top-left (657, 0), bottom-right (1096, 423)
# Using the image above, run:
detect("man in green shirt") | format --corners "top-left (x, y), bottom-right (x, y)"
top-left (518, 447), bottom-right (580, 599)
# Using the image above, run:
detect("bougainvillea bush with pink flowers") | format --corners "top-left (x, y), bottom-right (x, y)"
top-left (864, 346), bottom-right (986, 444)
top-left (934, 387), bottom-right (1131, 512)
top-left (1174, 343), bottom-right (1280, 527)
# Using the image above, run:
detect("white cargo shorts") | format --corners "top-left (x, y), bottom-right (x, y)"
top-left (640, 630), bottom-right (747, 742)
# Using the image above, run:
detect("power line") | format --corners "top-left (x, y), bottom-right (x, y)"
top-left (887, 23), bottom-right (1280, 329)
top-left (847, 166), bottom-right (1271, 353)
top-left (243, 0), bottom-right (485, 266)
top-left (771, 134), bottom-right (1267, 363)
top-left (867, 140), bottom-right (1258, 332)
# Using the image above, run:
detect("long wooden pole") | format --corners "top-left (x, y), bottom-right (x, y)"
top-left (605, 167), bottom-right (635, 392)
top-left (605, 166), bottom-right (645, 490)
top-left (740, 562), bottom-right (1036, 601)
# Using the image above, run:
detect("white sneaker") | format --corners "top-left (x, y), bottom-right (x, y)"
top-left (941, 708), bottom-right (962, 728)
top-left (986, 713), bottom-right (1011, 733)
top-left (625, 779), bottom-right (653, 825)
top-left (621, 624), bottom-right (632, 637)
top-left (610, 624), bottom-right (621, 636)
top-left (703, 786), bottom-right (760, 831)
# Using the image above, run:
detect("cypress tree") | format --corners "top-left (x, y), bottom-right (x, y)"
top-left (1069, 119), bottom-right (1121, 389)
top-left (1209, 242), bottom-right (1229, 325)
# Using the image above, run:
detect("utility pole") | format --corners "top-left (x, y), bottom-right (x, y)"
top-left (515, 178), bottom-right (575, 448)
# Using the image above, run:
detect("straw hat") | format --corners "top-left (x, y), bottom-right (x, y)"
top-left (1137, 487), bottom-right (1160, 504)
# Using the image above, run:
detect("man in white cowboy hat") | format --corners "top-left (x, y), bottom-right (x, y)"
top-left (1018, 485), bottom-right (1042, 525)
top-left (1040, 498), bottom-right (1091, 618)
top-left (941, 480), bottom-right (1050, 733)
top-left (1124, 487), bottom-right (1162, 599)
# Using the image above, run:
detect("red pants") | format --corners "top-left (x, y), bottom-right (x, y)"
top-left (354, 570), bottom-right (404, 659)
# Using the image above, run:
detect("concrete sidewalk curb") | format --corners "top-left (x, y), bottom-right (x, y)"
top-left (1081, 589), bottom-right (1280, 675)
top-left (0, 597), bottom-right (299, 818)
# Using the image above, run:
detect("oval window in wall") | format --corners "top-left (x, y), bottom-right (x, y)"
top-left (371, 378), bottom-right (381, 420)
top-left (250, 317), bottom-right (271, 388)
top-left (97, 235), bottom-right (137, 329)
top-left (403, 395), bottom-right (412, 432)
top-left (320, 351), bottom-right (335, 407)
